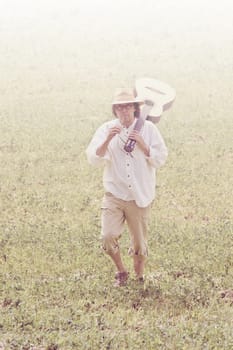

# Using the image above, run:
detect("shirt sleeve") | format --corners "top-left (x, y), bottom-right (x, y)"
top-left (86, 123), bottom-right (111, 166)
top-left (145, 123), bottom-right (168, 168)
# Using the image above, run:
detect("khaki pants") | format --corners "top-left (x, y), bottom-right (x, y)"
top-left (101, 193), bottom-right (151, 257)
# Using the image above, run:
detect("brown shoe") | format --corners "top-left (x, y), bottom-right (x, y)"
top-left (114, 271), bottom-right (129, 287)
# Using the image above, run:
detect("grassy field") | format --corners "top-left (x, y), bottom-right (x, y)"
top-left (0, 1), bottom-right (233, 349)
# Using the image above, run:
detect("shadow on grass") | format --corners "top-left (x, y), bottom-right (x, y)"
top-left (98, 271), bottom-right (223, 316)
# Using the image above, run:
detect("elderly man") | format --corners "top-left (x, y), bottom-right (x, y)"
top-left (86, 88), bottom-right (168, 286)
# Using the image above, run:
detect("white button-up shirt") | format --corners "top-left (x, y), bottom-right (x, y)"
top-left (86, 118), bottom-right (168, 208)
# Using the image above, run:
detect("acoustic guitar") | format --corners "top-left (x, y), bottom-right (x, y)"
top-left (124, 78), bottom-right (175, 153)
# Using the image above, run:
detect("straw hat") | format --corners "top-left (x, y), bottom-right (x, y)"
top-left (112, 88), bottom-right (144, 105)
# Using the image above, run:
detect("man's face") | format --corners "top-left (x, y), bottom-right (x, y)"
top-left (114, 103), bottom-right (136, 127)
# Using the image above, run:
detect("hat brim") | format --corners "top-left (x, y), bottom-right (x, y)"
top-left (112, 98), bottom-right (144, 105)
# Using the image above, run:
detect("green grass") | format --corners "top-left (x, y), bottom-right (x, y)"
top-left (1, 2), bottom-right (233, 349)
top-left (1, 94), bottom-right (232, 350)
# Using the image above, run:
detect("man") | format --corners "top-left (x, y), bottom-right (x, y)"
top-left (86, 88), bottom-right (168, 286)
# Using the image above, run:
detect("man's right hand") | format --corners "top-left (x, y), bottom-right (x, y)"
top-left (106, 126), bottom-right (122, 142)
top-left (96, 126), bottom-right (122, 157)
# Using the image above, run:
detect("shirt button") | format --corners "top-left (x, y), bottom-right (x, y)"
top-left (128, 185), bottom-right (131, 188)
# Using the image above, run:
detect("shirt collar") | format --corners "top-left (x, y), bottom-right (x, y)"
top-left (122, 118), bottom-right (137, 131)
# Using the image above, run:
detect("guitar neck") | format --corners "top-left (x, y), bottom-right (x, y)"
top-left (123, 100), bottom-right (154, 153)
top-left (134, 100), bottom-right (154, 131)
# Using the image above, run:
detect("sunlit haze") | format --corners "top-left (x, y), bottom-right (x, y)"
top-left (0, 0), bottom-right (232, 114)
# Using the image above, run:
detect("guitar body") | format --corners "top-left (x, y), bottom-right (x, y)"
top-left (135, 77), bottom-right (176, 123)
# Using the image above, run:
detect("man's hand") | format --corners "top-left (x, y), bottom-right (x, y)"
top-left (128, 130), bottom-right (150, 156)
top-left (96, 126), bottom-right (122, 157)
top-left (106, 126), bottom-right (122, 142)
